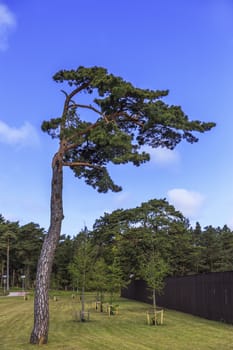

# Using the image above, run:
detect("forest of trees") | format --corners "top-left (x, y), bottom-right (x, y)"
top-left (1, 198), bottom-right (233, 293)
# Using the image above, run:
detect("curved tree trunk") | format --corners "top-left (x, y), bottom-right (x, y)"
top-left (30, 154), bottom-right (63, 344)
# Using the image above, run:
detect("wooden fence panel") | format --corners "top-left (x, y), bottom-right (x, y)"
top-left (121, 271), bottom-right (233, 324)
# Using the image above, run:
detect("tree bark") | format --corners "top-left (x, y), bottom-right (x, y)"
top-left (6, 238), bottom-right (10, 291)
top-left (153, 288), bottom-right (156, 311)
top-left (30, 153), bottom-right (63, 344)
top-left (81, 286), bottom-right (85, 321)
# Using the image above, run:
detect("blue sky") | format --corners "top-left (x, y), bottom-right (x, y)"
top-left (0, 0), bottom-right (233, 235)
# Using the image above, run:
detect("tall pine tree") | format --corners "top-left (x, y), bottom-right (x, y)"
top-left (30, 66), bottom-right (215, 344)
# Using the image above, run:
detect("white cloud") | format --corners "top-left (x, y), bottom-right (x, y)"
top-left (0, 120), bottom-right (40, 147)
top-left (143, 146), bottom-right (180, 166)
top-left (167, 188), bottom-right (205, 217)
top-left (0, 3), bottom-right (16, 51)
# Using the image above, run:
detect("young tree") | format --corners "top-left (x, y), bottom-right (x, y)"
top-left (106, 247), bottom-right (126, 306)
top-left (30, 66), bottom-right (215, 344)
top-left (91, 257), bottom-right (109, 312)
top-left (68, 230), bottom-right (94, 321)
top-left (140, 251), bottom-right (168, 311)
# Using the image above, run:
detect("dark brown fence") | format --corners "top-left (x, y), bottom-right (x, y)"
top-left (121, 271), bottom-right (233, 324)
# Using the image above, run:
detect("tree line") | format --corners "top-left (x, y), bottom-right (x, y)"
top-left (1, 199), bottom-right (233, 292)
top-left (0, 215), bottom-right (44, 290)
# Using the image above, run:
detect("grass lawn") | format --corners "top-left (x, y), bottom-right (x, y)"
top-left (0, 292), bottom-right (233, 350)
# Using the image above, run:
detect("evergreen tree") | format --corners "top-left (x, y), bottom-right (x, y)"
top-left (30, 66), bottom-right (215, 344)
top-left (216, 225), bottom-right (233, 271)
top-left (52, 235), bottom-right (74, 289)
top-left (199, 226), bottom-right (221, 272)
top-left (189, 222), bottom-right (203, 274)
top-left (0, 220), bottom-right (19, 290)
top-left (17, 223), bottom-right (45, 288)
top-left (92, 199), bottom-right (192, 279)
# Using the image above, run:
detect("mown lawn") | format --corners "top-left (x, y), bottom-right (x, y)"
top-left (0, 293), bottom-right (233, 350)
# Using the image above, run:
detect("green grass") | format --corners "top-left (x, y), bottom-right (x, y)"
top-left (0, 293), bottom-right (233, 349)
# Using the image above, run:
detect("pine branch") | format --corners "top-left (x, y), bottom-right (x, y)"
top-left (69, 103), bottom-right (102, 115)
top-left (62, 161), bottom-right (101, 169)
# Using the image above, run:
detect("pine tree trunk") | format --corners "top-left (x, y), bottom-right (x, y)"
top-left (6, 238), bottom-right (10, 291)
top-left (81, 286), bottom-right (85, 321)
top-left (30, 154), bottom-right (63, 344)
top-left (1, 261), bottom-right (4, 287)
top-left (153, 288), bottom-right (156, 311)
top-left (26, 265), bottom-right (30, 290)
top-left (12, 269), bottom-right (15, 288)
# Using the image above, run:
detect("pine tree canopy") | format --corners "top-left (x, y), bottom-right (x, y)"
top-left (41, 66), bottom-right (215, 193)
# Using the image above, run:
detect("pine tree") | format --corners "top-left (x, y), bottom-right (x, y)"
top-left (30, 66), bottom-right (215, 344)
